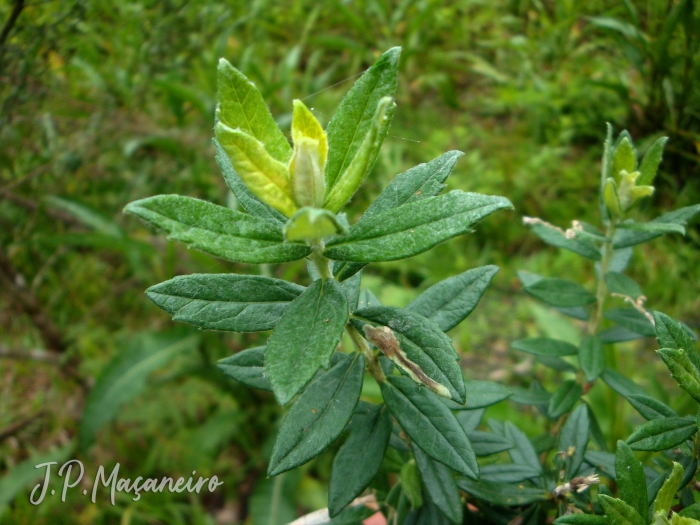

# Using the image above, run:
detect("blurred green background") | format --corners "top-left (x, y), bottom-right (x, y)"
top-left (0, 0), bottom-right (698, 523)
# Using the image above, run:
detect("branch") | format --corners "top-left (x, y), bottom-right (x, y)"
top-left (0, 410), bottom-right (45, 443)
top-left (0, 0), bottom-right (25, 50)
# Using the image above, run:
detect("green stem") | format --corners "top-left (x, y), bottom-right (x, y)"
top-left (309, 241), bottom-right (332, 280)
top-left (347, 324), bottom-right (385, 383)
top-left (588, 223), bottom-right (616, 335)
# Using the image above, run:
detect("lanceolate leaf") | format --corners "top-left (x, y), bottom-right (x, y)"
top-left (216, 58), bottom-right (292, 164)
top-left (554, 515), bottom-right (608, 524)
top-left (615, 441), bottom-right (648, 520)
top-left (655, 312), bottom-right (700, 369)
top-left (467, 431), bottom-right (513, 456)
top-left (504, 422), bottom-right (542, 475)
top-left (215, 124), bottom-right (297, 217)
top-left (354, 306), bottom-right (466, 403)
top-left (511, 338), bottom-right (578, 357)
top-left (328, 403), bottom-right (392, 517)
top-left (146, 274), bottom-right (304, 332)
top-left (558, 404), bottom-right (590, 479)
top-left (527, 222), bottom-right (602, 261)
top-left (601, 368), bottom-right (646, 398)
top-left (605, 308), bottom-right (655, 337)
top-left (264, 278), bottom-right (349, 406)
top-left (598, 494), bottom-right (647, 525)
top-left (548, 380), bottom-right (583, 419)
top-left (654, 462), bottom-right (684, 517)
top-left (579, 335), bottom-right (605, 382)
top-left (361, 150), bottom-right (464, 222)
top-left (626, 417), bottom-right (698, 451)
top-left (324, 191), bottom-right (513, 262)
top-left (124, 195), bottom-right (310, 264)
top-left (380, 376), bottom-right (479, 479)
top-left (456, 478), bottom-right (549, 506)
top-left (519, 272), bottom-right (596, 307)
top-left (412, 444), bottom-right (463, 524)
top-left (638, 136), bottom-right (668, 186)
top-left (217, 346), bottom-right (270, 391)
top-left (604, 272), bottom-right (643, 300)
top-left (626, 394), bottom-right (677, 420)
top-left (479, 464), bottom-right (542, 483)
top-left (613, 204), bottom-right (700, 248)
top-left (214, 138), bottom-right (286, 223)
top-left (324, 97), bottom-right (393, 212)
top-left (459, 380), bottom-right (511, 409)
top-left (406, 265), bottom-right (499, 332)
top-left (657, 348), bottom-right (700, 403)
top-left (79, 330), bottom-right (199, 450)
top-left (325, 47), bottom-right (400, 191)
top-left (268, 352), bottom-right (364, 476)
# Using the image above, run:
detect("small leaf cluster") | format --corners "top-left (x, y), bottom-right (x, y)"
top-left (125, 47), bottom-right (516, 523)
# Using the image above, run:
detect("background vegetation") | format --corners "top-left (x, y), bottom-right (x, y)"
top-left (0, 0), bottom-right (698, 523)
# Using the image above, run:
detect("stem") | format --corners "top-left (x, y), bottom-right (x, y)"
top-left (588, 223), bottom-right (616, 335)
top-left (309, 241), bottom-right (332, 280)
top-left (347, 324), bottom-right (385, 383)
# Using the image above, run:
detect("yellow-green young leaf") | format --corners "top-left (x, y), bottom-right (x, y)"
top-left (638, 136), bottom-right (668, 186)
top-left (612, 137), bottom-right (636, 179)
top-left (654, 462), bottom-right (685, 517)
top-left (216, 58), bottom-right (292, 163)
top-left (671, 513), bottom-right (700, 524)
top-left (215, 123), bottom-right (297, 217)
top-left (290, 100), bottom-right (327, 208)
top-left (283, 207), bottom-right (348, 242)
top-left (604, 178), bottom-right (623, 218)
top-left (598, 494), bottom-right (647, 525)
top-left (324, 96), bottom-right (393, 212)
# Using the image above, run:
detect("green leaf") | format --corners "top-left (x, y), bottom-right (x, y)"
top-left (617, 220), bottom-right (685, 235)
top-left (289, 99), bottom-right (327, 208)
top-left (328, 403), bottom-right (392, 517)
top-left (284, 207), bottom-right (348, 241)
top-left (535, 354), bottom-right (578, 372)
top-left (124, 195), bottom-right (311, 264)
top-left (601, 368), bottom-right (646, 398)
top-left (638, 137), bottom-right (668, 185)
top-left (400, 461), bottom-right (423, 509)
top-left (510, 386), bottom-right (552, 406)
top-left (612, 136), bottom-right (637, 177)
top-left (79, 331), bottom-right (199, 450)
top-left (518, 272), bottom-right (596, 307)
top-left (626, 417), bottom-right (697, 451)
top-left (217, 346), bottom-right (270, 391)
top-left (627, 394), bottom-right (677, 421)
top-left (613, 205), bottom-right (700, 248)
top-left (333, 260), bottom-right (367, 282)
top-left (412, 444), bottom-right (463, 524)
top-left (456, 478), bottom-right (549, 506)
top-left (579, 335), bottom-right (605, 382)
top-left (448, 380), bottom-right (511, 409)
top-left (324, 97), bottom-right (394, 212)
top-left (45, 195), bottom-right (124, 237)
top-left (214, 138), bottom-right (286, 223)
top-left (598, 494), bottom-right (646, 525)
top-left (615, 441), bottom-right (648, 519)
top-left (605, 272), bottom-right (643, 300)
top-left (548, 380), bottom-right (583, 419)
top-left (324, 191), bottom-right (513, 262)
top-left (406, 265), bottom-right (499, 332)
top-left (0, 444), bottom-right (74, 515)
top-left (264, 278), bottom-right (349, 406)
top-left (325, 47), bottom-right (400, 191)
top-left (679, 503), bottom-right (700, 519)
top-left (456, 409), bottom-right (484, 432)
top-left (654, 462), bottom-right (684, 517)
top-left (504, 422), bottom-right (543, 475)
top-left (467, 431), bottom-right (514, 457)
top-left (657, 348), bottom-right (700, 403)
top-left (605, 308), bottom-right (655, 337)
top-left (268, 352), bottom-right (364, 475)
top-left (512, 338), bottom-right (578, 357)
top-left (341, 270), bottom-right (362, 312)
top-left (559, 404), bottom-right (590, 479)
top-left (585, 450), bottom-right (617, 479)
top-left (526, 222), bottom-right (602, 261)
top-left (599, 326), bottom-right (645, 344)
top-left (215, 123), bottom-right (297, 217)
top-left (248, 471), bottom-right (299, 525)
top-left (146, 274), bottom-right (304, 332)
top-left (380, 376), bottom-right (479, 479)
top-left (362, 150), bottom-right (463, 220)
top-left (554, 515), bottom-right (609, 524)
top-left (479, 464), bottom-right (542, 483)
top-left (216, 58), bottom-right (291, 164)
top-left (655, 312), bottom-right (699, 369)
top-left (355, 307), bottom-right (465, 403)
